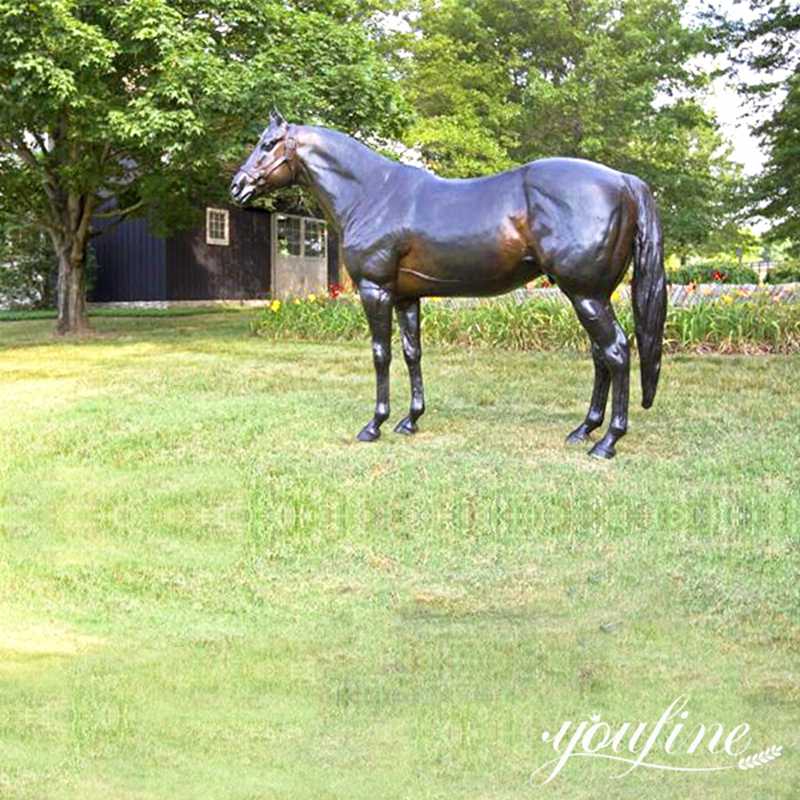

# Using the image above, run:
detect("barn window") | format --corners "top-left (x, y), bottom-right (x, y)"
top-left (276, 215), bottom-right (302, 256)
top-left (275, 214), bottom-right (326, 258)
top-left (303, 219), bottom-right (327, 258)
top-left (206, 207), bottom-right (229, 246)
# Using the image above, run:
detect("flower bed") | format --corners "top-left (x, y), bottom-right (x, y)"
top-left (598, 282), bottom-right (800, 307)
top-left (434, 282), bottom-right (800, 307)
top-left (253, 285), bottom-right (800, 353)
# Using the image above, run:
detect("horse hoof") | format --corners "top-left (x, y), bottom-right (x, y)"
top-left (356, 425), bottom-right (380, 442)
top-left (588, 441), bottom-right (616, 460)
top-left (566, 427), bottom-right (590, 444)
top-left (393, 417), bottom-right (418, 435)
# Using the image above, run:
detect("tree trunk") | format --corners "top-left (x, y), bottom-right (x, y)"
top-left (53, 231), bottom-right (91, 336)
top-left (52, 193), bottom-right (95, 336)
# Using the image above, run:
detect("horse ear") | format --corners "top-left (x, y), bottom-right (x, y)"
top-left (270, 107), bottom-right (287, 127)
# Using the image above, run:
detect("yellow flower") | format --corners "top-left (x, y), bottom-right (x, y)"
top-left (611, 289), bottom-right (622, 303)
top-left (293, 298), bottom-right (301, 305)
top-left (428, 296), bottom-right (443, 303)
top-left (307, 293), bottom-right (317, 303)
top-left (270, 299), bottom-right (281, 313)
top-left (722, 294), bottom-right (734, 305)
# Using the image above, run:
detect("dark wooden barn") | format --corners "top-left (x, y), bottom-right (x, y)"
top-left (90, 203), bottom-right (341, 303)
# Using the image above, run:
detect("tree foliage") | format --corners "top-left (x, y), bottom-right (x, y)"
top-left (725, 0), bottom-right (800, 254)
top-left (396, 0), bottom-right (743, 259)
top-left (0, 221), bottom-right (56, 308)
top-left (754, 77), bottom-right (800, 253)
top-left (0, 0), bottom-right (405, 331)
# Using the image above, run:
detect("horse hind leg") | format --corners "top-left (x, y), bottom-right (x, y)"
top-left (569, 296), bottom-right (630, 459)
top-left (566, 341), bottom-right (610, 444)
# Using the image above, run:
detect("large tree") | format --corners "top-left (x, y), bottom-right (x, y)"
top-left (395, 0), bottom-right (743, 259)
top-left (724, 0), bottom-right (800, 253)
top-left (0, 0), bottom-right (405, 334)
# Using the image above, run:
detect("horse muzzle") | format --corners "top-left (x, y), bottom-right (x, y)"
top-left (230, 171), bottom-right (258, 205)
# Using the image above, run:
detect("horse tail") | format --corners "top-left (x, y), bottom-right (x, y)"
top-left (627, 176), bottom-right (667, 409)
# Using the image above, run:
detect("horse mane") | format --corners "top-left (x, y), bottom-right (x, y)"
top-left (299, 125), bottom-right (406, 177)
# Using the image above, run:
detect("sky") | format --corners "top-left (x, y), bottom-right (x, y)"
top-left (687, 0), bottom-right (772, 175)
top-left (706, 74), bottom-right (766, 174)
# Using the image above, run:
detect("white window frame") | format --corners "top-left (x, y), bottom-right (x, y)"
top-left (206, 207), bottom-right (230, 246)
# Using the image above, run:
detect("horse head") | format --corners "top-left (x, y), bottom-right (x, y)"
top-left (230, 109), bottom-right (299, 204)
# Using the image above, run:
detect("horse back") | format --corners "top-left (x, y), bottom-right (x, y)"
top-left (388, 158), bottom-right (635, 298)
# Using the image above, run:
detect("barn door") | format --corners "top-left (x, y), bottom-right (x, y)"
top-left (271, 213), bottom-right (329, 299)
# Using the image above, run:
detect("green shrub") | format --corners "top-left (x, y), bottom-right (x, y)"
top-left (0, 227), bottom-right (57, 308)
top-left (253, 294), bottom-right (800, 353)
top-left (764, 262), bottom-right (800, 284)
top-left (668, 262), bottom-right (760, 285)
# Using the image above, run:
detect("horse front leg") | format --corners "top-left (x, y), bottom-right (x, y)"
top-left (394, 298), bottom-right (425, 434)
top-left (356, 279), bottom-right (393, 442)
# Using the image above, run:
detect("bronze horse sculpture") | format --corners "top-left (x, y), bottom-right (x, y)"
top-left (231, 111), bottom-right (667, 459)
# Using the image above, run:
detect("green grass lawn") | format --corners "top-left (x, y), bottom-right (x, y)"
top-left (0, 312), bottom-right (798, 799)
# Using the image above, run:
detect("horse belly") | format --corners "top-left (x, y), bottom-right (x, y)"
top-left (395, 218), bottom-right (540, 298)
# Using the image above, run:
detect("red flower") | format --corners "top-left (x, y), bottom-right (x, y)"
top-left (328, 282), bottom-right (344, 299)
top-left (711, 270), bottom-right (726, 282)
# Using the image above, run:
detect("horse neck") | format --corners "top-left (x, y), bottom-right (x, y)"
top-left (295, 126), bottom-right (395, 232)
